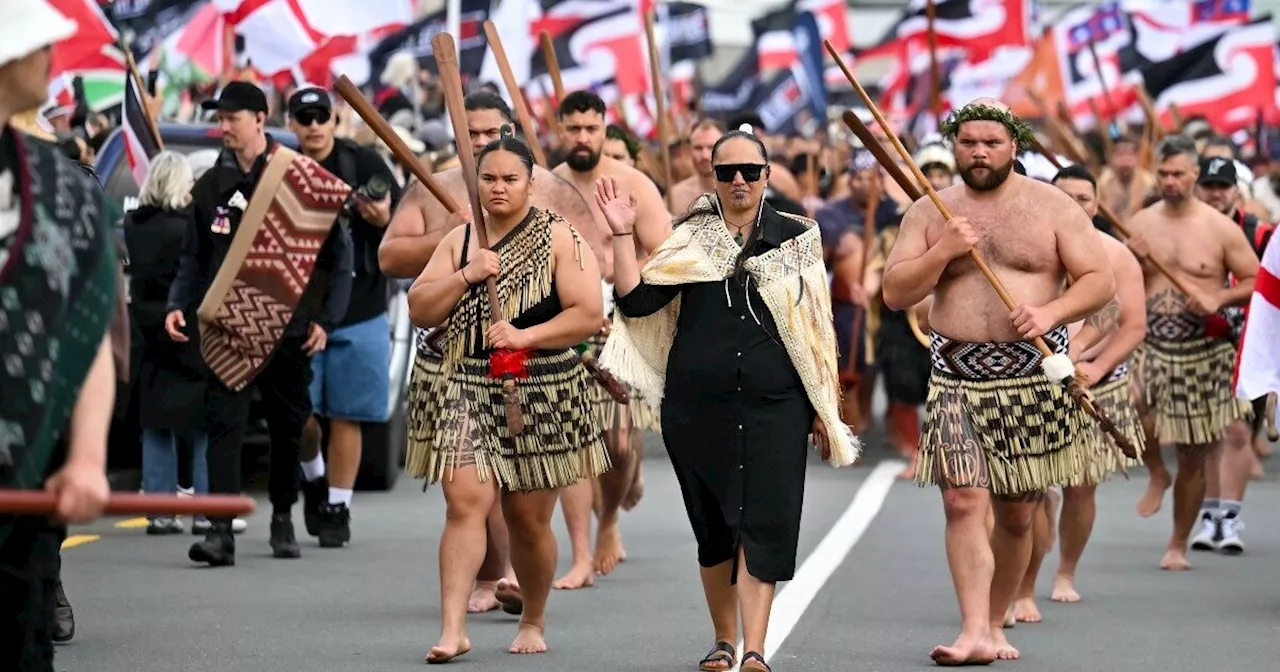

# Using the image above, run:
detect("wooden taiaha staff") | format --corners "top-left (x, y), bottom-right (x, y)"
top-left (432, 32), bottom-right (526, 434)
top-left (644, 10), bottom-right (676, 210)
top-left (538, 31), bottom-right (566, 139)
top-left (0, 492), bottom-right (254, 517)
top-left (826, 40), bottom-right (1138, 459)
top-left (483, 22), bottom-right (548, 168)
top-left (1026, 135), bottom-right (1198, 299)
top-left (842, 110), bottom-right (931, 350)
top-left (1086, 38), bottom-right (1124, 136)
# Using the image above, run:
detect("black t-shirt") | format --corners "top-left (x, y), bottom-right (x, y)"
top-left (318, 139), bottom-right (403, 327)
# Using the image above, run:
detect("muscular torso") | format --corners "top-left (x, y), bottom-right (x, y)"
top-left (928, 182), bottom-right (1068, 342)
top-left (1129, 201), bottom-right (1233, 314)
top-left (553, 159), bottom-right (656, 278)
top-left (414, 164), bottom-right (605, 274)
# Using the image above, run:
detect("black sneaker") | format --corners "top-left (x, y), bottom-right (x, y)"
top-left (146, 516), bottom-right (185, 535)
top-left (316, 503), bottom-right (351, 548)
top-left (270, 514), bottom-right (301, 559)
top-left (301, 477), bottom-right (328, 538)
top-left (188, 521), bottom-right (236, 567)
top-left (52, 581), bottom-right (74, 643)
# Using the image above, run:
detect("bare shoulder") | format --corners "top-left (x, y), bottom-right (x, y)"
top-left (1098, 230), bottom-right (1138, 266)
top-left (1198, 200), bottom-right (1240, 233)
top-left (611, 157), bottom-right (662, 197)
top-left (1020, 176), bottom-right (1085, 215)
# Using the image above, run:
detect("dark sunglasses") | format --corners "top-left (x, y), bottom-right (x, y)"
top-left (713, 163), bottom-right (767, 183)
top-left (294, 109), bottom-right (331, 126)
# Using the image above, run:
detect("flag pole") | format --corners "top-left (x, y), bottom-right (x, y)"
top-left (644, 9), bottom-right (675, 210)
top-left (118, 38), bottom-right (164, 151)
top-left (926, 0), bottom-right (941, 122)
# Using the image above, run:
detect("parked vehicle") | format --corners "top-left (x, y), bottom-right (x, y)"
top-left (95, 122), bottom-right (413, 490)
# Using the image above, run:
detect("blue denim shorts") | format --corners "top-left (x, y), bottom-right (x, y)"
top-left (310, 313), bottom-right (391, 422)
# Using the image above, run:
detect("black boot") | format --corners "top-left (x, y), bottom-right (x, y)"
top-left (188, 520), bottom-right (235, 567)
top-left (52, 581), bottom-right (75, 643)
top-left (301, 476), bottom-right (328, 538)
top-left (270, 513), bottom-right (301, 559)
top-left (316, 503), bottom-right (351, 548)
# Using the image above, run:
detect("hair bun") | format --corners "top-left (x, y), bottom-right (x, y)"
top-left (738, 123), bottom-right (754, 134)
top-left (499, 124), bottom-right (515, 139)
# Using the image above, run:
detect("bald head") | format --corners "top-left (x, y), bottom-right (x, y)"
top-left (966, 97), bottom-right (1010, 113)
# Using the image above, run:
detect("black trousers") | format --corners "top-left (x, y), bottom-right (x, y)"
top-left (0, 521), bottom-right (61, 672)
top-left (206, 336), bottom-right (313, 520)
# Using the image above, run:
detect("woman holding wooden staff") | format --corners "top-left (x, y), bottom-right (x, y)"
top-left (407, 125), bottom-right (608, 661)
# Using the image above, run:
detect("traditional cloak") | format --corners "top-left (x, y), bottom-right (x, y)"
top-left (197, 145), bottom-right (350, 391)
top-left (599, 194), bottom-right (860, 467)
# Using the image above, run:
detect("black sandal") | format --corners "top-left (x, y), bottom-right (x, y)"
top-left (698, 641), bottom-right (737, 670)
top-left (742, 651), bottom-right (772, 671)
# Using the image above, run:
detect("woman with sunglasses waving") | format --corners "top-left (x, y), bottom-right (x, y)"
top-left (407, 127), bottom-right (609, 662)
top-left (595, 128), bottom-right (860, 672)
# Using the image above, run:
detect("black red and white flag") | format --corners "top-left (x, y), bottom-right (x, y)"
top-left (861, 0), bottom-right (1028, 62)
top-left (366, 0), bottom-right (491, 79)
top-left (1140, 15), bottom-right (1276, 133)
top-left (528, 0), bottom-right (650, 97)
top-left (122, 73), bottom-right (162, 187)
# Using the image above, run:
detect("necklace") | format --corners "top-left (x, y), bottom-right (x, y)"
top-left (726, 220), bottom-right (751, 245)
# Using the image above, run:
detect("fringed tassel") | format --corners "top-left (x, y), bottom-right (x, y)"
top-left (1067, 374), bottom-right (1146, 487)
top-left (599, 310), bottom-right (670, 406)
top-left (405, 355), bottom-right (444, 480)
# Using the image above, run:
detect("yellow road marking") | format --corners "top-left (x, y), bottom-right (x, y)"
top-left (61, 535), bottom-right (101, 549)
top-left (114, 517), bottom-right (150, 529)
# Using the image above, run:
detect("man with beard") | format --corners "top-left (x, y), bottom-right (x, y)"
top-left (1010, 163), bottom-right (1147, 623)
top-left (881, 98), bottom-right (1114, 664)
top-left (1181, 156), bottom-right (1273, 556)
top-left (1125, 136), bottom-right (1258, 572)
top-left (1097, 135), bottom-right (1155, 221)
top-left (552, 90), bottom-right (671, 586)
top-left (380, 90), bottom-right (602, 613)
top-left (669, 119), bottom-right (724, 215)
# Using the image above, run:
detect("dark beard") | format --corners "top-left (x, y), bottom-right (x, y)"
top-left (959, 160), bottom-right (1014, 191)
top-left (565, 148), bottom-right (601, 172)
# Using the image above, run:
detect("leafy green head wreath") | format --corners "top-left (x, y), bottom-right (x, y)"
top-left (940, 104), bottom-right (1036, 147)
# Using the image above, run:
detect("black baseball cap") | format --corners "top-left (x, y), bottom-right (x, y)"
top-left (1198, 157), bottom-right (1237, 187)
top-left (201, 81), bottom-right (268, 113)
top-left (287, 87), bottom-right (332, 117)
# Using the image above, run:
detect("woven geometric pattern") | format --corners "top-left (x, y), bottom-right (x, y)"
top-left (1147, 311), bottom-right (1204, 342)
top-left (201, 150), bottom-right (348, 390)
top-left (930, 326), bottom-right (1068, 380)
top-left (404, 350), bottom-right (445, 481)
top-left (1098, 361), bottom-right (1129, 385)
top-left (427, 349), bottom-right (609, 492)
top-left (1068, 372), bottom-right (1144, 487)
top-left (916, 370), bottom-right (1087, 496)
top-left (1136, 337), bottom-right (1251, 445)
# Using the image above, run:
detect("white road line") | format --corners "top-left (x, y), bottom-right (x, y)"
top-left (733, 459), bottom-right (904, 669)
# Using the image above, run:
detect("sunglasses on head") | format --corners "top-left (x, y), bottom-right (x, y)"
top-left (713, 163), bottom-right (767, 183)
top-left (294, 109), bottom-right (331, 126)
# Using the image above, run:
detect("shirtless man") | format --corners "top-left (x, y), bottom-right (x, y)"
top-left (668, 119), bottom-right (724, 216)
top-left (380, 90), bottom-right (604, 614)
top-left (1125, 135), bottom-right (1258, 571)
top-left (1097, 135), bottom-right (1155, 221)
top-left (1011, 163), bottom-right (1147, 623)
top-left (881, 98), bottom-right (1114, 664)
top-left (551, 90), bottom-right (671, 587)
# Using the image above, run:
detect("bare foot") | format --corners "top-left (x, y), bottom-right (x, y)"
top-left (1250, 452), bottom-right (1265, 480)
top-left (509, 621), bottom-right (547, 654)
top-left (1137, 472), bottom-right (1171, 518)
top-left (929, 632), bottom-right (998, 666)
top-left (594, 523), bottom-right (625, 576)
top-left (1012, 597), bottom-right (1042, 623)
top-left (989, 628), bottom-right (1020, 660)
top-left (425, 635), bottom-right (471, 664)
top-left (621, 471), bottom-right (645, 511)
top-left (467, 582), bottom-right (500, 613)
top-left (553, 562), bottom-right (595, 589)
top-left (495, 578), bottom-right (523, 615)
top-left (1002, 605), bottom-right (1016, 628)
top-left (1160, 548), bottom-right (1191, 571)
top-left (1050, 573), bottom-right (1081, 603)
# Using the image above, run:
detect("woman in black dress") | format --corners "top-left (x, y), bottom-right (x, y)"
top-left (597, 130), bottom-right (859, 672)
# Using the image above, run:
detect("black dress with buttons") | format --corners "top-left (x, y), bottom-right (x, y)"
top-left (615, 205), bottom-right (815, 584)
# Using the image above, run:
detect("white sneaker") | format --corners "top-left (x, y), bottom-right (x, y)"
top-left (1216, 515), bottom-right (1245, 555)
top-left (231, 518), bottom-right (247, 534)
top-left (1190, 514), bottom-right (1219, 551)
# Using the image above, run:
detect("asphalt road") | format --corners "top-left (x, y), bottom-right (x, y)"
top-left (56, 431), bottom-right (1280, 672)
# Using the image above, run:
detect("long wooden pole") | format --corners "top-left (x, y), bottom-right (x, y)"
top-left (1086, 38), bottom-right (1123, 136)
top-left (483, 21), bottom-right (548, 168)
top-left (644, 10), bottom-right (675, 208)
top-left (334, 77), bottom-right (459, 213)
top-left (119, 39), bottom-right (164, 150)
top-left (432, 32), bottom-right (525, 434)
top-left (826, 40), bottom-right (1137, 458)
top-left (0, 492), bottom-right (254, 517)
top-left (539, 31), bottom-right (567, 103)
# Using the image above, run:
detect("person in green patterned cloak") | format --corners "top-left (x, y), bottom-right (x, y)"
top-left (0, 3), bottom-right (120, 670)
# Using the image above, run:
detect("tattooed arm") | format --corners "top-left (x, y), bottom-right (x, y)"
top-left (1074, 239), bottom-right (1148, 375)
top-left (1071, 297), bottom-right (1122, 356)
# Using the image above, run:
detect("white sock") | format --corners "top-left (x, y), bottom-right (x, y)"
top-left (329, 487), bottom-right (353, 507)
top-left (301, 455), bottom-right (326, 481)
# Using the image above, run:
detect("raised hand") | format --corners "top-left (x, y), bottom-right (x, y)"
top-left (594, 175), bottom-right (638, 235)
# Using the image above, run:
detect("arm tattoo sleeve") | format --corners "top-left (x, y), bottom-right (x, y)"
top-left (1085, 297), bottom-right (1122, 333)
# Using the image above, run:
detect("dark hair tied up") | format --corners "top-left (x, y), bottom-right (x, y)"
top-left (477, 130), bottom-right (536, 176)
